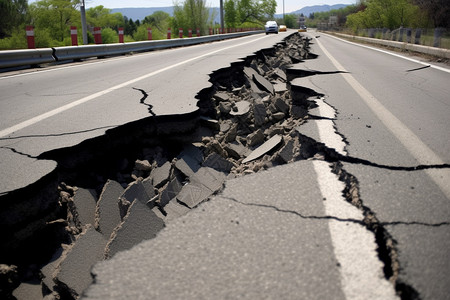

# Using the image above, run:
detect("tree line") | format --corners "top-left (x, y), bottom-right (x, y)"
top-left (0, 0), bottom-right (277, 50)
top-left (305, 0), bottom-right (449, 31)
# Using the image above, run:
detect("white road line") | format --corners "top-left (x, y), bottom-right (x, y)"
top-left (313, 160), bottom-right (399, 300)
top-left (315, 37), bottom-right (450, 200)
top-left (0, 36), bottom-right (267, 138)
top-left (322, 33), bottom-right (450, 74)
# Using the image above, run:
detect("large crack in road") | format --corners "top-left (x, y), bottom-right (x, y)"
top-left (0, 33), bottom-right (421, 299)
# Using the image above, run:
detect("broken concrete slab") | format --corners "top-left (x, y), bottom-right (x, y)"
top-left (253, 100), bottom-right (267, 126)
top-left (252, 73), bottom-right (274, 95)
top-left (72, 188), bottom-right (97, 227)
top-left (274, 97), bottom-right (290, 114)
top-left (95, 180), bottom-right (124, 238)
top-left (213, 92), bottom-right (230, 102)
top-left (134, 160), bottom-right (151, 172)
top-left (121, 180), bottom-right (150, 205)
top-left (159, 175), bottom-right (184, 207)
top-left (55, 227), bottom-right (107, 298)
top-left (174, 145), bottom-right (203, 178)
top-left (163, 199), bottom-right (191, 222)
top-left (230, 101), bottom-right (251, 116)
top-left (225, 141), bottom-right (251, 159)
top-left (203, 153), bottom-right (234, 173)
top-left (105, 200), bottom-right (164, 259)
top-left (177, 167), bottom-right (226, 208)
top-left (149, 161), bottom-right (171, 188)
top-left (242, 134), bottom-right (283, 163)
top-left (41, 247), bottom-right (64, 292)
top-left (247, 129), bottom-right (265, 147)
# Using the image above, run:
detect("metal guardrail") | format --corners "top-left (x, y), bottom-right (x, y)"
top-left (0, 48), bottom-right (55, 68)
top-left (332, 32), bottom-right (450, 59)
top-left (0, 31), bottom-right (263, 69)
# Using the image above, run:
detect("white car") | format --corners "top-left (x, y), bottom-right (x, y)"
top-left (264, 21), bottom-right (278, 34)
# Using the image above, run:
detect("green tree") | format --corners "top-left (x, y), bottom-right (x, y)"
top-left (86, 5), bottom-right (124, 29)
top-left (143, 11), bottom-right (171, 32)
top-left (224, 0), bottom-right (237, 28)
top-left (283, 14), bottom-right (296, 28)
top-left (236, 0), bottom-right (276, 24)
top-left (412, 0), bottom-right (450, 27)
top-left (0, 0), bottom-right (29, 38)
top-left (172, 0), bottom-right (212, 35)
top-left (28, 0), bottom-right (80, 43)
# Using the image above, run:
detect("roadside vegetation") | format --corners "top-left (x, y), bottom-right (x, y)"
top-left (0, 0), bottom-right (276, 50)
top-left (0, 0), bottom-right (448, 50)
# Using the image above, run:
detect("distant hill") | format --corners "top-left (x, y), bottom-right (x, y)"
top-left (289, 4), bottom-right (349, 16)
top-left (111, 7), bottom-right (220, 24)
top-left (112, 4), bottom-right (349, 23)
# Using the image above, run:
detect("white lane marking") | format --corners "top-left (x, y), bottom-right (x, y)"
top-left (0, 36), bottom-right (267, 138)
top-left (314, 98), bottom-right (346, 155)
top-left (313, 160), bottom-right (399, 300)
top-left (322, 33), bottom-right (450, 74)
top-left (315, 37), bottom-right (450, 199)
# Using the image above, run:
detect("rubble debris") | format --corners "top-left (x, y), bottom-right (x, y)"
top-left (94, 180), bottom-right (124, 238)
top-left (105, 199), bottom-right (164, 259)
top-left (54, 227), bottom-right (107, 298)
top-left (242, 135), bottom-right (283, 163)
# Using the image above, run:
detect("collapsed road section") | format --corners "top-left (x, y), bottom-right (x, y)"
top-left (1, 33), bottom-right (409, 299)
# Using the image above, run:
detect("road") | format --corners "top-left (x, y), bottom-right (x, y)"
top-left (1, 30), bottom-right (449, 299)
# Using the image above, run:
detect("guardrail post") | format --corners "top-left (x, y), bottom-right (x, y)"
top-left (209, 28), bottom-right (212, 35)
top-left (197, 28), bottom-right (200, 37)
top-left (188, 28), bottom-right (192, 38)
top-left (406, 28), bottom-right (412, 43)
top-left (414, 29), bottom-right (421, 45)
top-left (167, 28), bottom-right (171, 39)
top-left (94, 27), bottom-right (102, 44)
top-left (26, 26), bottom-right (35, 49)
top-left (147, 28), bottom-right (152, 40)
top-left (70, 26), bottom-right (78, 46)
top-left (118, 27), bottom-right (124, 43)
top-left (179, 28), bottom-right (183, 38)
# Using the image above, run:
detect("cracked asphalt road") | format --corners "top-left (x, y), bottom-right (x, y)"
top-left (1, 30), bottom-right (449, 299)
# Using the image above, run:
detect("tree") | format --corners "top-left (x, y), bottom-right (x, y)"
top-left (86, 5), bottom-right (124, 29)
top-left (172, 0), bottom-right (212, 35)
top-left (412, 0), bottom-right (450, 27)
top-left (143, 11), bottom-right (171, 33)
top-left (224, 0), bottom-right (237, 28)
top-left (0, 0), bottom-right (28, 38)
top-left (28, 0), bottom-right (80, 42)
top-left (236, 0), bottom-right (276, 24)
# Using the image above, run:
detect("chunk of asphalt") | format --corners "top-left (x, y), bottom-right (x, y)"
top-left (279, 138), bottom-right (297, 163)
top-left (242, 134), bottom-right (283, 163)
top-left (121, 180), bottom-right (150, 205)
top-left (142, 177), bottom-right (156, 203)
top-left (174, 145), bottom-right (203, 178)
top-left (95, 180), bottom-right (124, 238)
top-left (253, 100), bottom-right (267, 127)
top-left (105, 200), bottom-right (164, 259)
top-left (229, 101), bottom-right (251, 116)
top-left (72, 188), bottom-right (97, 227)
top-left (177, 167), bottom-right (226, 208)
top-left (203, 153), bottom-right (234, 173)
top-left (274, 97), bottom-right (290, 114)
top-left (55, 227), bottom-right (107, 298)
top-left (40, 247), bottom-right (64, 292)
top-left (225, 141), bottom-right (251, 159)
top-left (252, 73), bottom-right (274, 95)
top-left (163, 198), bottom-right (191, 222)
top-left (159, 175), bottom-right (184, 207)
top-left (150, 161), bottom-right (172, 188)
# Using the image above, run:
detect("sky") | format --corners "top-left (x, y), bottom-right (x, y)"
top-left (29, 0), bottom-right (357, 15)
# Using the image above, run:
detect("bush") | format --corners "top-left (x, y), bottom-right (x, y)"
top-left (101, 28), bottom-right (118, 44)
